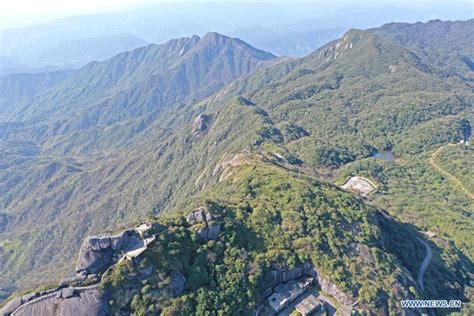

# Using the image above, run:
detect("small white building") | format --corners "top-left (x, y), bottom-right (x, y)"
top-left (267, 277), bottom-right (313, 313)
top-left (295, 294), bottom-right (324, 316)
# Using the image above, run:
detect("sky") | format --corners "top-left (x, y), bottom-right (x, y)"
top-left (0, 0), bottom-right (472, 30)
top-left (0, 0), bottom-right (147, 29)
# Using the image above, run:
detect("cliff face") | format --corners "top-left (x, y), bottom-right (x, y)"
top-left (3, 287), bottom-right (109, 316)
top-left (0, 224), bottom-right (156, 316)
top-left (75, 230), bottom-right (136, 275)
top-left (262, 262), bottom-right (359, 306)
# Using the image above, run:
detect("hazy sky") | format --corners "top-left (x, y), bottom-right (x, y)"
top-left (0, 0), bottom-right (146, 28)
top-left (0, 0), bottom-right (472, 30)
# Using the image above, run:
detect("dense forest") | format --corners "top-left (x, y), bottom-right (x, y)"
top-left (0, 19), bottom-right (472, 315)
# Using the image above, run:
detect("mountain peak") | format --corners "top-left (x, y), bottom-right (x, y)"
top-left (310, 27), bottom-right (425, 71)
top-left (202, 32), bottom-right (229, 41)
top-left (189, 32), bottom-right (276, 61)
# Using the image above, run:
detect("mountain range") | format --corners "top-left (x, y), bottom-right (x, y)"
top-left (0, 19), bottom-right (472, 314)
top-left (1, 2), bottom-right (472, 74)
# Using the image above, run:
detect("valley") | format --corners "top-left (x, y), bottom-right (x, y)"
top-left (0, 17), bottom-right (472, 315)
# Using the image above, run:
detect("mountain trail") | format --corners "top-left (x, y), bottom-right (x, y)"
top-left (428, 144), bottom-right (473, 200)
top-left (416, 237), bottom-right (432, 292)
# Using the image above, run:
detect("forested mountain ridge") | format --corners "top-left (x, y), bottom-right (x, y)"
top-left (370, 19), bottom-right (474, 78)
top-left (0, 70), bottom-right (75, 117)
top-left (0, 19), bottom-right (472, 314)
top-left (203, 26), bottom-right (472, 157)
top-left (1, 32), bottom-right (276, 154)
top-left (0, 32), bottom-right (279, 295)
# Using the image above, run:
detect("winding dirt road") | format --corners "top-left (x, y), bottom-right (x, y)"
top-left (429, 144), bottom-right (473, 200)
top-left (416, 237), bottom-right (432, 292)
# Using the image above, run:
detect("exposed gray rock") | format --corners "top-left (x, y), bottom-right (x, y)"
top-left (0, 296), bottom-right (22, 315)
top-left (59, 275), bottom-right (86, 287)
top-left (186, 208), bottom-right (221, 241)
top-left (262, 262), bottom-right (358, 306)
top-left (88, 237), bottom-right (101, 252)
top-left (186, 213), bottom-right (196, 224)
top-left (75, 230), bottom-right (134, 274)
top-left (192, 114), bottom-right (211, 134)
top-left (98, 237), bottom-right (111, 249)
top-left (194, 210), bottom-right (206, 223)
top-left (268, 262), bottom-right (313, 287)
top-left (168, 271), bottom-right (186, 297)
top-left (315, 273), bottom-right (358, 306)
top-left (207, 225), bottom-right (221, 240)
top-left (11, 288), bottom-right (109, 316)
top-left (87, 274), bottom-right (98, 280)
top-left (38, 288), bottom-right (57, 296)
top-left (75, 246), bottom-right (113, 275)
top-left (110, 231), bottom-right (128, 251)
top-left (20, 292), bottom-right (37, 303)
top-left (61, 288), bottom-right (75, 299)
top-left (348, 242), bottom-right (374, 263)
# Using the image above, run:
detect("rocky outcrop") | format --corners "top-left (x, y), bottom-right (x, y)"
top-left (261, 262), bottom-right (359, 306)
top-left (315, 273), bottom-right (358, 306)
top-left (269, 262), bottom-right (313, 286)
top-left (0, 297), bottom-right (22, 316)
top-left (191, 114), bottom-right (211, 134)
top-left (75, 230), bottom-right (134, 275)
top-left (59, 273), bottom-right (87, 287)
top-left (56, 288), bottom-right (75, 299)
top-left (0, 286), bottom-right (109, 316)
top-left (212, 153), bottom-right (248, 182)
top-left (1, 223), bottom-right (155, 316)
top-left (261, 262), bottom-right (313, 297)
top-left (186, 207), bottom-right (221, 241)
top-left (7, 287), bottom-right (109, 316)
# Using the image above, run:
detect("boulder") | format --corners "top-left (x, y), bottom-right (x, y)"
top-left (110, 231), bottom-right (128, 251)
top-left (77, 270), bottom-right (88, 278)
top-left (21, 292), bottom-right (38, 303)
top-left (75, 246), bottom-right (113, 274)
top-left (99, 237), bottom-right (111, 249)
top-left (59, 275), bottom-right (85, 287)
top-left (205, 212), bottom-right (213, 223)
top-left (88, 237), bottom-right (101, 251)
top-left (75, 230), bottom-right (134, 274)
top-left (87, 274), bottom-right (98, 280)
top-left (192, 114), bottom-right (211, 134)
top-left (194, 210), bottom-right (206, 223)
top-left (12, 288), bottom-right (109, 316)
top-left (61, 288), bottom-right (75, 299)
top-left (207, 225), bottom-right (221, 240)
top-left (186, 213), bottom-right (196, 224)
